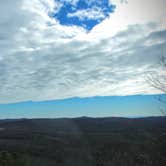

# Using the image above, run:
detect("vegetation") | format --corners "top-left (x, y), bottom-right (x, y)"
top-left (0, 151), bottom-right (30, 166)
top-left (0, 117), bottom-right (166, 166)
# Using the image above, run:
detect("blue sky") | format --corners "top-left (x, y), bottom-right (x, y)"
top-left (0, 0), bottom-right (166, 118)
top-left (0, 94), bottom-right (165, 119)
top-left (52, 0), bottom-right (116, 30)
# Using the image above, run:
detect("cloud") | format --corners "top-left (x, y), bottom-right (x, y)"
top-left (0, 0), bottom-right (166, 104)
top-left (67, 7), bottom-right (105, 21)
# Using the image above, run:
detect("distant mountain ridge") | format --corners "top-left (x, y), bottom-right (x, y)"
top-left (0, 116), bottom-right (166, 166)
top-left (0, 116), bottom-right (166, 134)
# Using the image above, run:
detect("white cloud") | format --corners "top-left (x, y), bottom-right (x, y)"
top-left (0, 0), bottom-right (166, 104)
top-left (63, 0), bottom-right (79, 6)
top-left (90, 0), bottom-right (166, 38)
top-left (67, 7), bottom-right (105, 21)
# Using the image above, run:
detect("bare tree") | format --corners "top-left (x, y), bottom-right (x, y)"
top-left (146, 55), bottom-right (166, 115)
top-left (147, 56), bottom-right (166, 93)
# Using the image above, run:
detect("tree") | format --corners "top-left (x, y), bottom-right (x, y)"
top-left (147, 55), bottom-right (166, 93)
top-left (0, 151), bottom-right (30, 166)
top-left (146, 54), bottom-right (166, 115)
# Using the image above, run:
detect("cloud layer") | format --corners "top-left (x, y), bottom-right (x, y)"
top-left (0, 0), bottom-right (166, 104)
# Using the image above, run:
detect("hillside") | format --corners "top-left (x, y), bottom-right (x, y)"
top-left (0, 117), bottom-right (166, 166)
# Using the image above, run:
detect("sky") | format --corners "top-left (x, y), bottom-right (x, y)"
top-left (0, 95), bottom-right (165, 119)
top-left (0, 0), bottom-right (166, 118)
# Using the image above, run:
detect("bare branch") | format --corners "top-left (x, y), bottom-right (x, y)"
top-left (146, 54), bottom-right (166, 115)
